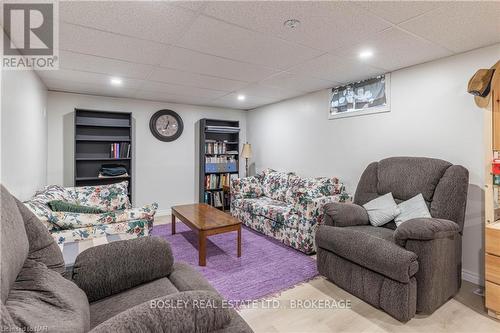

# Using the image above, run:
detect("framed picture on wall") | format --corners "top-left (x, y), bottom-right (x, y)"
top-left (329, 74), bottom-right (391, 119)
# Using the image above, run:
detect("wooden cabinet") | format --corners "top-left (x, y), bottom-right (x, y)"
top-left (486, 72), bottom-right (500, 319)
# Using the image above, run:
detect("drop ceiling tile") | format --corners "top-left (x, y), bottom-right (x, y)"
top-left (160, 46), bottom-right (278, 82)
top-left (148, 66), bottom-right (248, 92)
top-left (60, 1), bottom-right (197, 44)
top-left (137, 80), bottom-right (227, 99)
top-left (289, 53), bottom-right (384, 84)
top-left (202, 1), bottom-right (391, 52)
top-left (44, 79), bottom-right (138, 99)
top-left (212, 93), bottom-right (277, 110)
top-left (133, 90), bottom-right (214, 106)
top-left (59, 23), bottom-right (169, 65)
top-left (400, 2), bottom-right (500, 52)
top-left (235, 83), bottom-right (303, 101)
top-left (334, 28), bottom-right (452, 72)
top-left (354, 1), bottom-right (444, 24)
top-left (58, 50), bottom-right (154, 80)
top-left (176, 15), bottom-right (322, 69)
top-left (38, 69), bottom-right (143, 90)
top-left (173, 1), bottom-right (207, 12)
top-left (261, 72), bottom-right (338, 93)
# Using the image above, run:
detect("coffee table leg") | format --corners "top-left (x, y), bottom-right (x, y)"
top-left (237, 225), bottom-right (241, 257)
top-left (199, 231), bottom-right (206, 266)
top-left (171, 213), bottom-right (176, 235)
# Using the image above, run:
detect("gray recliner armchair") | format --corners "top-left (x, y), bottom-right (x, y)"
top-left (316, 157), bottom-right (469, 322)
top-left (0, 185), bottom-right (252, 332)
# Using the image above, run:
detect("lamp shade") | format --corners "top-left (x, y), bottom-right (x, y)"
top-left (241, 143), bottom-right (253, 159)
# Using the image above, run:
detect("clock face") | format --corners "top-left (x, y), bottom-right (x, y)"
top-left (150, 110), bottom-right (183, 142)
top-left (156, 115), bottom-right (179, 137)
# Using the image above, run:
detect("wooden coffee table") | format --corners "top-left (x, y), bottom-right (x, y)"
top-left (171, 203), bottom-right (241, 266)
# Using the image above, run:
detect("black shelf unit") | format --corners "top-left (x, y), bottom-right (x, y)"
top-left (199, 119), bottom-right (240, 211)
top-left (74, 109), bottom-right (133, 202)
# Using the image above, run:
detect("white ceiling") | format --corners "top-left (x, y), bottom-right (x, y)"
top-left (34, 1), bottom-right (500, 110)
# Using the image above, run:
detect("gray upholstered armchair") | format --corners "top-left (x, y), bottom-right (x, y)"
top-left (316, 157), bottom-right (469, 322)
top-left (1, 185), bottom-right (252, 333)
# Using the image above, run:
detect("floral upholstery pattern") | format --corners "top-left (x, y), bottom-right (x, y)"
top-left (231, 169), bottom-right (350, 254)
top-left (52, 219), bottom-right (152, 245)
top-left (24, 181), bottom-right (157, 245)
top-left (66, 181), bottom-right (131, 211)
top-left (261, 168), bottom-right (295, 201)
top-left (231, 176), bottom-right (264, 199)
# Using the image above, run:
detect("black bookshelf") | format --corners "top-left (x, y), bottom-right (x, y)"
top-left (199, 118), bottom-right (240, 211)
top-left (74, 109), bottom-right (133, 202)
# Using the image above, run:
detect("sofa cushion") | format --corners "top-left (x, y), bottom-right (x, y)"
top-left (377, 157), bottom-right (451, 202)
top-left (343, 225), bottom-right (395, 242)
top-left (6, 259), bottom-right (90, 332)
top-left (316, 225), bottom-right (418, 283)
top-left (286, 175), bottom-right (344, 204)
top-left (67, 181), bottom-right (131, 211)
top-left (90, 277), bottom-right (178, 328)
top-left (1, 185), bottom-right (29, 304)
top-left (261, 169), bottom-right (294, 201)
top-left (90, 290), bottom-right (231, 333)
top-left (233, 197), bottom-right (290, 220)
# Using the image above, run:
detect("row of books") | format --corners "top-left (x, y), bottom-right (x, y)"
top-left (204, 173), bottom-right (237, 190)
top-left (205, 156), bottom-right (237, 164)
top-left (110, 143), bottom-right (131, 159)
top-left (205, 141), bottom-right (236, 154)
top-left (203, 191), bottom-right (229, 208)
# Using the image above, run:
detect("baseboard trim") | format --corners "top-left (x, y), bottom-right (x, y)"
top-left (156, 208), bottom-right (171, 217)
top-left (462, 269), bottom-right (482, 286)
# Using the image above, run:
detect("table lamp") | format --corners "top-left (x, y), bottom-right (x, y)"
top-left (241, 143), bottom-right (253, 177)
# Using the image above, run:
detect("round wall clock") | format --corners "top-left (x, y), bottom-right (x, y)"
top-left (149, 109), bottom-right (183, 142)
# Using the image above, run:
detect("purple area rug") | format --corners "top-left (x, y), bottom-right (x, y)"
top-left (152, 223), bottom-right (318, 301)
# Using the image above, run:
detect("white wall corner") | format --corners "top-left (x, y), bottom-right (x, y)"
top-left (462, 269), bottom-right (482, 286)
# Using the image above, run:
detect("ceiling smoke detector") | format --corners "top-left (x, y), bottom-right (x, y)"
top-left (283, 19), bottom-right (301, 29)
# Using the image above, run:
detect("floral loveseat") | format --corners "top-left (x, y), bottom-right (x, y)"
top-left (24, 181), bottom-right (158, 245)
top-left (231, 169), bottom-right (350, 254)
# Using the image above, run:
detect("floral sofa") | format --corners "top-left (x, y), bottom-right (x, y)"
top-left (24, 181), bottom-right (158, 245)
top-left (231, 169), bottom-right (350, 254)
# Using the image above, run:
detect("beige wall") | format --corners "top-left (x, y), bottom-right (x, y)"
top-left (46, 91), bottom-right (247, 214)
top-left (1, 64), bottom-right (47, 200)
top-left (247, 43), bottom-right (500, 285)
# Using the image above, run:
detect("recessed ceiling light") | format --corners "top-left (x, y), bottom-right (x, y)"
top-left (283, 19), bottom-right (301, 29)
top-left (359, 50), bottom-right (374, 59)
top-left (237, 94), bottom-right (246, 101)
top-left (110, 77), bottom-right (123, 86)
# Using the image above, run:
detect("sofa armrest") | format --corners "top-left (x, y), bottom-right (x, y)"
top-left (71, 237), bottom-right (173, 302)
top-left (322, 202), bottom-right (370, 227)
top-left (231, 176), bottom-right (263, 199)
top-left (294, 193), bottom-right (348, 223)
top-left (48, 203), bottom-right (158, 229)
top-left (90, 290), bottom-right (231, 333)
top-left (393, 218), bottom-right (460, 247)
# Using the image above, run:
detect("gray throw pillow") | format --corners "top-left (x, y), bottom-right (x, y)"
top-left (363, 193), bottom-right (400, 227)
top-left (395, 193), bottom-right (431, 227)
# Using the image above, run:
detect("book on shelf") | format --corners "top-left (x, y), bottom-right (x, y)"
top-left (205, 141), bottom-right (228, 154)
top-left (205, 156), bottom-right (237, 164)
top-left (110, 142), bottom-right (131, 159)
top-left (204, 191), bottom-right (225, 208)
top-left (204, 173), bottom-right (233, 190)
